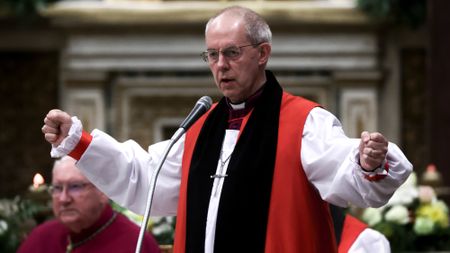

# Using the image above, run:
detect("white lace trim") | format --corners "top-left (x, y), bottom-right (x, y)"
top-left (50, 116), bottom-right (83, 158)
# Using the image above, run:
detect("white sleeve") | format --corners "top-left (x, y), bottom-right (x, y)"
top-left (348, 228), bottom-right (391, 253)
top-left (76, 130), bottom-right (183, 216)
top-left (301, 107), bottom-right (413, 208)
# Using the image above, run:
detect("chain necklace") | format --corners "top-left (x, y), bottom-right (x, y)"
top-left (66, 212), bottom-right (118, 253)
top-left (210, 148), bottom-right (233, 196)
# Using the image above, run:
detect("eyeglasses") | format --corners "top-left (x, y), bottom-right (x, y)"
top-left (201, 43), bottom-right (262, 63)
top-left (48, 182), bottom-right (92, 197)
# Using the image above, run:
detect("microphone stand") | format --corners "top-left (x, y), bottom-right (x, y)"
top-left (134, 95), bottom-right (211, 253)
top-left (134, 128), bottom-right (185, 253)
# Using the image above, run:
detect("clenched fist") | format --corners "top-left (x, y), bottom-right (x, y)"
top-left (42, 109), bottom-right (72, 146)
top-left (359, 131), bottom-right (388, 171)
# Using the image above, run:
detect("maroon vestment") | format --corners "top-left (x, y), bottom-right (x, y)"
top-left (17, 204), bottom-right (161, 253)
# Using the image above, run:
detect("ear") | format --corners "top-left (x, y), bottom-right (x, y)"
top-left (97, 190), bottom-right (110, 205)
top-left (258, 43), bottom-right (271, 66)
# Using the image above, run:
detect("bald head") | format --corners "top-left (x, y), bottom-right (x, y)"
top-left (205, 6), bottom-right (272, 45)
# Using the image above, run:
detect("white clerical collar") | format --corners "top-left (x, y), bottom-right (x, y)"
top-left (229, 102), bottom-right (245, 110)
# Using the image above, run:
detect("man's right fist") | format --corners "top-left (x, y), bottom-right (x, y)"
top-left (42, 109), bottom-right (72, 146)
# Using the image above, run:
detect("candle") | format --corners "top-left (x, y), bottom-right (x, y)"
top-left (29, 173), bottom-right (48, 193)
top-left (33, 173), bottom-right (44, 189)
top-left (26, 173), bottom-right (52, 223)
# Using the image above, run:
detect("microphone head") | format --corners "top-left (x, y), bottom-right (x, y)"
top-left (198, 96), bottom-right (213, 110)
top-left (178, 95), bottom-right (213, 131)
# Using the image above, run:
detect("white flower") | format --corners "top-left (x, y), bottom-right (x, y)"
top-left (0, 198), bottom-right (19, 217)
top-left (0, 219), bottom-right (8, 235)
top-left (166, 216), bottom-right (175, 223)
top-left (362, 207), bottom-right (383, 226)
top-left (414, 217), bottom-right (435, 235)
top-left (385, 205), bottom-right (410, 225)
top-left (152, 223), bottom-right (173, 236)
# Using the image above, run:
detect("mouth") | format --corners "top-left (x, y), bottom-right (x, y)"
top-left (220, 78), bottom-right (235, 86)
top-left (59, 209), bottom-right (78, 216)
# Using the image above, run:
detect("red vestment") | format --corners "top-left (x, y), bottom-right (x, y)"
top-left (174, 92), bottom-right (337, 253)
top-left (338, 215), bottom-right (368, 253)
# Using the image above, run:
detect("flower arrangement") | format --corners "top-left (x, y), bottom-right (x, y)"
top-left (111, 202), bottom-right (176, 245)
top-left (0, 196), bottom-right (52, 253)
top-left (359, 172), bottom-right (450, 252)
top-left (0, 173), bottom-right (53, 253)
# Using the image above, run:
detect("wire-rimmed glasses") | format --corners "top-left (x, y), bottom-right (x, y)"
top-left (201, 43), bottom-right (262, 63)
top-left (48, 182), bottom-right (92, 197)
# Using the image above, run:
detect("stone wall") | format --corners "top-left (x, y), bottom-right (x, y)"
top-left (0, 0), bottom-right (432, 197)
top-left (0, 51), bottom-right (58, 197)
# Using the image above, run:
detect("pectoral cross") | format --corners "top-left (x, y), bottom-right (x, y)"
top-left (210, 150), bottom-right (232, 196)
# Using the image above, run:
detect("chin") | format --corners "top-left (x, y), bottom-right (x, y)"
top-left (223, 91), bottom-right (240, 102)
top-left (60, 215), bottom-right (78, 223)
top-left (58, 211), bottom-right (79, 222)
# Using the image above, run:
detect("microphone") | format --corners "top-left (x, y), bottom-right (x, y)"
top-left (180, 96), bottom-right (213, 130)
top-left (134, 95), bottom-right (212, 253)
top-left (171, 96), bottom-right (212, 142)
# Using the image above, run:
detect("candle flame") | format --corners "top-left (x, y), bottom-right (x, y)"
top-left (33, 173), bottom-right (45, 188)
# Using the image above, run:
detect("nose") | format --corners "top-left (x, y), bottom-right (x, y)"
top-left (57, 188), bottom-right (73, 203)
top-left (216, 53), bottom-right (230, 70)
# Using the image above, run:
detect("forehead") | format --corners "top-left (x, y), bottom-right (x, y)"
top-left (206, 14), bottom-right (248, 47)
top-left (52, 161), bottom-right (87, 183)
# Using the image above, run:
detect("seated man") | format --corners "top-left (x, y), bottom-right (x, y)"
top-left (18, 156), bottom-right (161, 253)
top-left (330, 204), bottom-right (390, 253)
